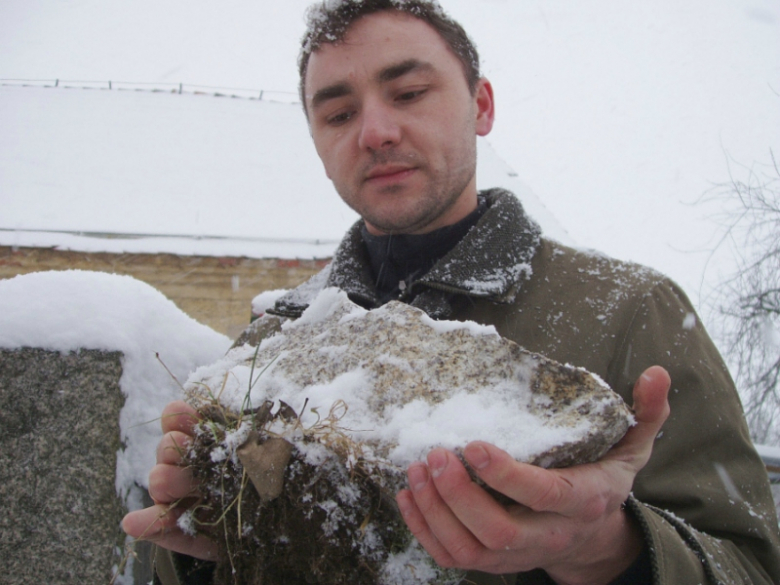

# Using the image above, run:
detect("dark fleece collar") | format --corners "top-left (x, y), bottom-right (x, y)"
top-left (361, 197), bottom-right (488, 304)
top-left (271, 188), bottom-right (542, 319)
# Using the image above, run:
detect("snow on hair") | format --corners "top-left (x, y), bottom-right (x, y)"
top-left (297, 0), bottom-right (481, 108)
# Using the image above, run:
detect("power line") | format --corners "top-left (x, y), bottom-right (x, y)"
top-left (0, 78), bottom-right (300, 104)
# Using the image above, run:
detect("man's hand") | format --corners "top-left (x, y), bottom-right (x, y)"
top-left (396, 366), bottom-right (671, 585)
top-left (121, 401), bottom-right (219, 561)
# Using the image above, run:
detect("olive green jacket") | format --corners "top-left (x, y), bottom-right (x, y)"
top-left (159, 189), bottom-right (780, 584)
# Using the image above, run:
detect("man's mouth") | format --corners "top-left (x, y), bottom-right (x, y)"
top-left (364, 165), bottom-right (416, 184)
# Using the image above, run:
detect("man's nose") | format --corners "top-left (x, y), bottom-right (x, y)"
top-left (357, 100), bottom-right (401, 151)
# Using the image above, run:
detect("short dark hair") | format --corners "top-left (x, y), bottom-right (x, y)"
top-left (298, 0), bottom-right (481, 110)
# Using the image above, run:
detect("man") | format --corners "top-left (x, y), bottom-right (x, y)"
top-left (123, 1), bottom-right (780, 583)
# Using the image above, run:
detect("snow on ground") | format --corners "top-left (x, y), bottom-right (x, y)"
top-left (0, 87), bottom-right (349, 245)
top-left (0, 270), bottom-right (231, 504)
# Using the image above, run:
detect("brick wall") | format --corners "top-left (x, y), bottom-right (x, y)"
top-left (0, 246), bottom-right (329, 339)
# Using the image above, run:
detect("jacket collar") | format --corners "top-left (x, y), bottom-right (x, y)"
top-left (415, 188), bottom-right (541, 302)
top-left (270, 188), bottom-right (541, 318)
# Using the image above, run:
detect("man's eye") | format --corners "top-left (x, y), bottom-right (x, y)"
top-left (326, 110), bottom-right (355, 126)
top-left (397, 89), bottom-right (426, 102)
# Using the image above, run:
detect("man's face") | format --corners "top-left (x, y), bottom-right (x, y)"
top-left (304, 11), bottom-right (494, 236)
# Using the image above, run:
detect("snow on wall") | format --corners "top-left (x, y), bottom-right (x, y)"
top-left (0, 270), bottom-right (232, 503)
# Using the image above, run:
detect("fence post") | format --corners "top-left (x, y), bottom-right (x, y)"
top-left (6, 79), bottom-right (298, 103)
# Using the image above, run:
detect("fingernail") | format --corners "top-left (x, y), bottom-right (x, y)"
top-left (464, 444), bottom-right (490, 470)
top-left (408, 462), bottom-right (429, 492)
top-left (427, 449), bottom-right (448, 478)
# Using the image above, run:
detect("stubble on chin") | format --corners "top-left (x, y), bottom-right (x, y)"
top-left (357, 180), bottom-right (467, 235)
top-left (340, 147), bottom-right (476, 235)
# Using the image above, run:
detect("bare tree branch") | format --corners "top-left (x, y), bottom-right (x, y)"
top-left (704, 152), bottom-right (780, 444)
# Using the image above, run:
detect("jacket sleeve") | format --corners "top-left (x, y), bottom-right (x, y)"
top-left (153, 547), bottom-right (215, 585)
top-left (610, 278), bottom-right (780, 584)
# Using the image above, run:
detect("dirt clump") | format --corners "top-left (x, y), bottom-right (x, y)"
top-left (184, 401), bottom-right (460, 585)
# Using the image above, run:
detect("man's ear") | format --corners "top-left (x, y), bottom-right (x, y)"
top-left (474, 78), bottom-right (495, 137)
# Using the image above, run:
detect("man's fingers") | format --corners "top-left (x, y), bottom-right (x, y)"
top-left (121, 401), bottom-right (215, 561)
top-left (405, 456), bottom-right (485, 566)
top-left (402, 448), bottom-right (586, 572)
top-left (407, 449), bottom-right (538, 568)
top-left (161, 401), bottom-right (201, 435)
top-left (122, 505), bottom-right (218, 561)
top-left (148, 463), bottom-right (199, 504)
top-left (632, 365), bottom-right (671, 427)
top-left (463, 442), bottom-right (578, 516)
top-left (610, 366), bottom-right (671, 465)
top-left (122, 503), bottom-right (182, 539)
top-left (396, 485), bottom-right (458, 568)
top-left (157, 431), bottom-right (193, 465)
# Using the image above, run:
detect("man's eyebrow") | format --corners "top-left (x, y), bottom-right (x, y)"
top-left (310, 82), bottom-right (352, 110)
top-left (309, 59), bottom-right (434, 111)
top-left (376, 59), bottom-right (434, 84)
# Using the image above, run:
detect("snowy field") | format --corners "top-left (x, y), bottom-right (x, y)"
top-left (1, 0), bottom-right (778, 310)
top-left (0, 86), bottom-right (567, 257)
